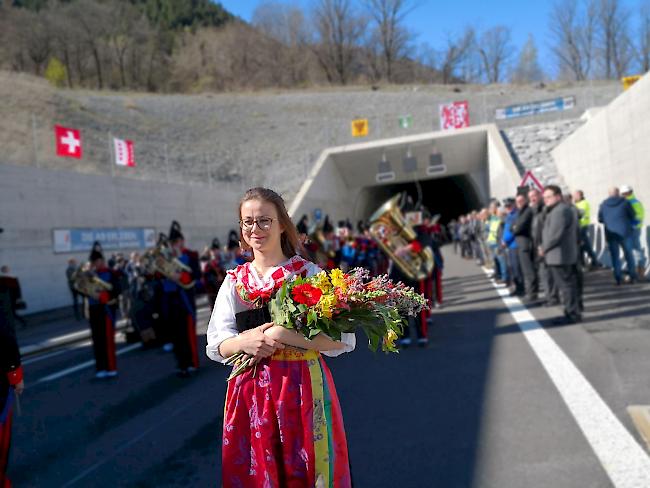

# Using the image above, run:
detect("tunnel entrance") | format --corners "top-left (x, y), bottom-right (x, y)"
top-left (357, 175), bottom-right (483, 224)
top-left (289, 126), bottom-right (521, 227)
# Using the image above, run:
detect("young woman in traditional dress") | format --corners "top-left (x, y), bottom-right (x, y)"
top-left (206, 187), bottom-right (356, 488)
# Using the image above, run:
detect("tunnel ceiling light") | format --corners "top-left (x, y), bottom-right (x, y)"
top-left (403, 146), bottom-right (418, 174)
top-left (403, 156), bottom-right (418, 173)
top-left (427, 152), bottom-right (447, 176)
top-left (376, 152), bottom-right (395, 183)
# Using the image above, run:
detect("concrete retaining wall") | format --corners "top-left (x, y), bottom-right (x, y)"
top-left (0, 163), bottom-right (241, 312)
top-left (552, 73), bottom-right (650, 267)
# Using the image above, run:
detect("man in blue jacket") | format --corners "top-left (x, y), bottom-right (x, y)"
top-left (598, 187), bottom-right (638, 285)
top-left (502, 198), bottom-right (523, 296)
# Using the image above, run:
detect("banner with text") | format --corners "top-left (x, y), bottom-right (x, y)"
top-left (495, 96), bottom-right (576, 120)
top-left (53, 228), bottom-right (156, 253)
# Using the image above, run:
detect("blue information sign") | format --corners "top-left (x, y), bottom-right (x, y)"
top-left (53, 227), bottom-right (156, 253)
top-left (495, 96), bottom-right (576, 120)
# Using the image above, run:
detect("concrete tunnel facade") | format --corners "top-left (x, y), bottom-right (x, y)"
top-left (289, 124), bottom-right (522, 224)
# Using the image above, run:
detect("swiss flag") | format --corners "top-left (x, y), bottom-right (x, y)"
top-left (113, 137), bottom-right (136, 167)
top-left (54, 125), bottom-right (82, 159)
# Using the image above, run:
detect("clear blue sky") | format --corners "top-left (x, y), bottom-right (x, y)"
top-left (219, 0), bottom-right (641, 78)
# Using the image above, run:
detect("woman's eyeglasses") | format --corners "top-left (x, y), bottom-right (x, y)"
top-left (239, 217), bottom-right (274, 232)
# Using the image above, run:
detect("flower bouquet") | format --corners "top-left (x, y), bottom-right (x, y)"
top-left (224, 267), bottom-right (428, 380)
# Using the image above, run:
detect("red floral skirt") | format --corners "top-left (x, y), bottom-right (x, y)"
top-left (222, 348), bottom-right (351, 488)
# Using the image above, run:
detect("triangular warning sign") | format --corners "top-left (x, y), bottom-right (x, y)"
top-left (520, 170), bottom-right (544, 192)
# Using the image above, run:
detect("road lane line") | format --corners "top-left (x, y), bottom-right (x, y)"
top-left (21, 304), bottom-right (211, 356)
top-left (483, 269), bottom-right (650, 487)
top-left (36, 343), bottom-right (141, 383)
top-left (22, 340), bottom-right (93, 365)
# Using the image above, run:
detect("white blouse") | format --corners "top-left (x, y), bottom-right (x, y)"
top-left (206, 255), bottom-right (356, 363)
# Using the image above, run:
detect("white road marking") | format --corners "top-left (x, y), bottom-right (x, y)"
top-left (22, 340), bottom-right (93, 365)
top-left (484, 268), bottom-right (650, 487)
top-left (36, 343), bottom-right (141, 384)
top-left (21, 304), bottom-right (211, 356)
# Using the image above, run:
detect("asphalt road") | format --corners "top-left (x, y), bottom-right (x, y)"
top-left (8, 249), bottom-right (650, 487)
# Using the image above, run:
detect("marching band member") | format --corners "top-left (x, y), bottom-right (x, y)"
top-left (163, 221), bottom-right (201, 377)
top-left (1, 276), bottom-right (24, 488)
top-left (203, 239), bottom-right (226, 309)
top-left (86, 242), bottom-right (122, 378)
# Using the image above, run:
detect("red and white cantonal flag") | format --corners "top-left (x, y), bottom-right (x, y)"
top-left (113, 137), bottom-right (136, 167)
top-left (54, 125), bottom-right (82, 159)
top-left (439, 100), bottom-right (470, 131)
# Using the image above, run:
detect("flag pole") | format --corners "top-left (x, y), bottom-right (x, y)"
top-left (31, 114), bottom-right (39, 168)
top-left (108, 132), bottom-right (115, 177)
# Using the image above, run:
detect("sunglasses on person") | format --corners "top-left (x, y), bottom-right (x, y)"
top-left (239, 217), bottom-right (274, 232)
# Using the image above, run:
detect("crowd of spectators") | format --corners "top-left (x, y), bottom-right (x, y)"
top-left (449, 184), bottom-right (646, 325)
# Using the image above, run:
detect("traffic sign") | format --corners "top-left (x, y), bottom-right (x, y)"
top-left (351, 118), bottom-right (369, 137)
top-left (520, 170), bottom-right (544, 192)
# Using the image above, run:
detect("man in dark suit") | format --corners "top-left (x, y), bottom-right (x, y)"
top-left (539, 185), bottom-right (581, 325)
top-left (512, 194), bottom-right (537, 303)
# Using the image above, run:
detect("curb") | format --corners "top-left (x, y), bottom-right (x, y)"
top-left (20, 298), bottom-right (212, 358)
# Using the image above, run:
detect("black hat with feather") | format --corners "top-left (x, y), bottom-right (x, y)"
top-left (169, 221), bottom-right (184, 242)
top-left (89, 241), bottom-right (104, 262)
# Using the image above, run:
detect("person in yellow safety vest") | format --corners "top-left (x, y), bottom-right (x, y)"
top-left (486, 200), bottom-right (504, 281)
top-left (620, 185), bottom-right (646, 275)
top-left (572, 190), bottom-right (601, 268)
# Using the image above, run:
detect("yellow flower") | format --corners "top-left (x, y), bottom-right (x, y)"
top-left (313, 270), bottom-right (332, 293)
top-left (318, 293), bottom-right (338, 319)
top-left (330, 268), bottom-right (347, 292)
top-left (384, 329), bottom-right (398, 349)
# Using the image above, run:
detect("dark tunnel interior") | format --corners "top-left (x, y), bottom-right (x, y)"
top-left (361, 175), bottom-right (484, 224)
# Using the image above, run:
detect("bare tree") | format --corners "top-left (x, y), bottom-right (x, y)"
top-left (549, 0), bottom-right (596, 81)
top-left (415, 42), bottom-right (438, 83)
top-left (439, 27), bottom-right (475, 84)
top-left (253, 1), bottom-right (312, 85)
top-left (511, 34), bottom-right (544, 83)
top-left (104, 1), bottom-right (145, 89)
top-left (9, 8), bottom-right (52, 75)
top-left (596, 0), bottom-right (634, 78)
top-left (363, 0), bottom-right (416, 82)
top-left (68, 0), bottom-right (111, 89)
top-left (639, 2), bottom-right (650, 72)
top-left (312, 0), bottom-right (366, 84)
top-left (477, 26), bottom-right (513, 83)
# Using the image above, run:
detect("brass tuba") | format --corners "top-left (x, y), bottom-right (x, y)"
top-left (146, 234), bottom-right (195, 289)
top-left (72, 264), bottom-right (115, 304)
top-left (368, 194), bottom-right (434, 281)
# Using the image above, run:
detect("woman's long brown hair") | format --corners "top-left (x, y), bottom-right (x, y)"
top-left (238, 187), bottom-right (300, 258)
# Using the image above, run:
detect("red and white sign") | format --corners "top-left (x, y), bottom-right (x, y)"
top-left (113, 137), bottom-right (136, 167)
top-left (54, 125), bottom-right (82, 159)
top-left (439, 101), bottom-right (469, 131)
top-left (520, 170), bottom-right (544, 192)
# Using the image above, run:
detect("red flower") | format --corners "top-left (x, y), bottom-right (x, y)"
top-left (292, 283), bottom-right (323, 306)
top-left (249, 289), bottom-right (273, 302)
